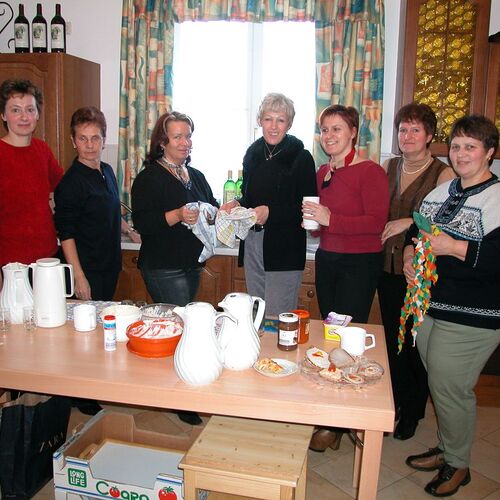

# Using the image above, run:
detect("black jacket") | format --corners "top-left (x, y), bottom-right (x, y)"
top-left (132, 160), bottom-right (217, 270)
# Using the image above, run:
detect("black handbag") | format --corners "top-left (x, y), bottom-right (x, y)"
top-left (0, 393), bottom-right (72, 499)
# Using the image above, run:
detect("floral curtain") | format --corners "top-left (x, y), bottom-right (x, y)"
top-left (118, 0), bottom-right (174, 207)
top-left (314, 0), bottom-right (385, 164)
top-left (118, 0), bottom-right (385, 201)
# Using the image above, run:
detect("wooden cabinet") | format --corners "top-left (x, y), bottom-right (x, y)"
top-left (113, 251), bottom-right (382, 323)
top-left (114, 252), bottom-right (234, 305)
top-left (0, 53), bottom-right (100, 168)
top-left (400, 0), bottom-right (491, 156)
top-left (485, 41), bottom-right (500, 158)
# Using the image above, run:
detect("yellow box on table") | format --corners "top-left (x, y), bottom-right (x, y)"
top-left (53, 410), bottom-right (207, 500)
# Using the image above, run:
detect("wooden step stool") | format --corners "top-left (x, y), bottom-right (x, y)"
top-left (179, 415), bottom-right (313, 500)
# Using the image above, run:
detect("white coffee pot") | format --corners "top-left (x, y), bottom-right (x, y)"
top-left (217, 292), bottom-right (265, 370)
top-left (173, 302), bottom-right (237, 386)
top-left (30, 258), bottom-right (74, 328)
top-left (0, 262), bottom-right (34, 324)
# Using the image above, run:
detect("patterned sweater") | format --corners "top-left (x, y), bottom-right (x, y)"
top-left (408, 175), bottom-right (500, 329)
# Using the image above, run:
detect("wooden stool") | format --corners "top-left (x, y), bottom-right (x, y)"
top-left (179, 415), bottom-right (313, 500)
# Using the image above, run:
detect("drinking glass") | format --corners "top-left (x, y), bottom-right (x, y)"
top-left (0, 307), bottom-right (11, 334)
top-left (23, 306), bottom-right (36, 331)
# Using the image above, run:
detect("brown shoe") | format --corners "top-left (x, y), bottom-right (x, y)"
top-left (406, 447), bottom-right (444, 471)
top-left (424, 464), bottom-right (471, 497)
top-left (309, 428), bottom-right (343, 452)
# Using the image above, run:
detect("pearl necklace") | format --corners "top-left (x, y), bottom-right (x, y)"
top-left (401, 157), bottom-right (433, 175)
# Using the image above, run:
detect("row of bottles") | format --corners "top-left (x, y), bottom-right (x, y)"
top-left (223, 170), bottom-right (243, 204)
top-left (14, 3), bottom-right (66, 53)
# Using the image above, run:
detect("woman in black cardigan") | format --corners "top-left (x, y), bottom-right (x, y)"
top-left (221, 93), bottom-right (317, 316)
top-left (132, 111), bottom-right (217, 308)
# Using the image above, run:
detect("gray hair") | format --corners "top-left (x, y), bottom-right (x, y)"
top-left (257, 93), bottom-right (295, 127)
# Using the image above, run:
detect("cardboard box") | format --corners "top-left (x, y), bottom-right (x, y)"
top-left (53, 411), bottom-right (206, 500)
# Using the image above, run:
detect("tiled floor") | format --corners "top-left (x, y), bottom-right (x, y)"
top-left (32, 402), bottom-right (500, 499)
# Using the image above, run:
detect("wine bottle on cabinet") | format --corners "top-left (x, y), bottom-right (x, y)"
top-left (14, 4), bottom-right (30, 53)
top-left (50, 4), bottom-right (66, 53)
top-left (223, 170), bottom-right (236, 204)
top-left (32, 3), bottom-right (47, 53)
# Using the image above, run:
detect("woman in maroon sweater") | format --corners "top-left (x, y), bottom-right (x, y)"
top-left (303, 105), bottom-right (389, 452)
top-left (303, 105), bottom-right (389, 321)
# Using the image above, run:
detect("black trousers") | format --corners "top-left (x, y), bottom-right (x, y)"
top-left (378, 271), bottom-right (429, 421)
top-left (315, 249), bottom-right (382, 323)
top-left (85, 269), bottom-right (120, 301)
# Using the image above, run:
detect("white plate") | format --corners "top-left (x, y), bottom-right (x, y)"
top-left (254, 358), bottom-right (298, 378)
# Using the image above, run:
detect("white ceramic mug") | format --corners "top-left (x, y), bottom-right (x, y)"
top-left (73, 304), bottom-right (97, 332)
top-left (337, 326), bottom-right (376, 356)
top-left (302, 196), bottom-right (320, 230)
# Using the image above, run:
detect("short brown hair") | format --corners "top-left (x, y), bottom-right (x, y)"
top-left (0, 79), bottom-right (43, 131)
top-left (319, 105), bottom-right (359, 147)
top-left (394, 102), bottom-right (437, 139)
top-left (70, 106), bottom-right (107, 139)
top-left (449, 115), bottom-right (499, 165)
top-left (147, 111), bottom-right (194, 162)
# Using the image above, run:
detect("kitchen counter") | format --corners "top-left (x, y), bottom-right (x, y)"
top-left (121, 234), bottom-right (320, 259)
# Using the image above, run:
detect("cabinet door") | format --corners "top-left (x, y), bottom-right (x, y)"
top-left (114, 250), bottom-right (152, 303)
top-left (194, 255), bottom-right (233, 306)
top-left (485, 43), bottom-right (500, 158)
top-left (297, 262), bottom-right (321, 319)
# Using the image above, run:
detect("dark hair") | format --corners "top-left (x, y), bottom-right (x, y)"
top-left (394, 102), bottom-right (437, 142)
top-left (0, 79), bottom-right (43, 131)
top-left (147, 111), bottom-right (194, 162)
top-left (319, 105), bottom-right (359, 147)
top-left (70, 106), bottom-right (107, 139)
top-left (449, 115), bottom-right (499, 165)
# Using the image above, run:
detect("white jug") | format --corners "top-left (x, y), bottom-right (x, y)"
top-left (30, 258), bottom-right (74, 328)
top-left (173, 302), bottom-right (237, 386)
top-left (0, 263), bottom-right (34, 324)
top-left (217, 292), bottom-right (265, 370)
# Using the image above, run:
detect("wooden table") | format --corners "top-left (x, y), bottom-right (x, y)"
top-left (0, 320), bottom-right (394, 499)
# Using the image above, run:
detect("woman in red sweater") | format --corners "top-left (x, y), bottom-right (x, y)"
top-left (303, 105), bottom-right (389, 452)
top-left (0, 79), bottom-right (63, 290)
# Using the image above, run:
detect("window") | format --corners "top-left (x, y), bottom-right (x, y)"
top-left (172, 21), bottom-right (316, 201)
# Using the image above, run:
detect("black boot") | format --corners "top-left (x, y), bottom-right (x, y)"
top-left (176, 410), bottom-right (202, 425)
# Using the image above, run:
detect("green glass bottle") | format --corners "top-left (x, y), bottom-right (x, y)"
top-left (223, 170), bottom-right (236, 204)
top-left (235, 169), bottom-right (243, 199)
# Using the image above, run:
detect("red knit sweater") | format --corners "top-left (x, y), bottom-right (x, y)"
top-left (0, 138), bottom-right (63, 267)
top-left (316, 160), bottom-right (389, 253)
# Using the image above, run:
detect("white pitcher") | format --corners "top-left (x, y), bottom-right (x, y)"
top-left (0, 263), bottom-right (34, 324)
top-left (217, 292), bottom-right (265, 370)
top-left (30, 258), bottom-right (74, 328)
top-left (173, 302), bottom-right (237, 386)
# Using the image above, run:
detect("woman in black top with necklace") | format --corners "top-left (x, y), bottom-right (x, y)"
top-left (131, 111), bottom-right (217, 307)
top-left (221, 93), bottom-right (317, 316)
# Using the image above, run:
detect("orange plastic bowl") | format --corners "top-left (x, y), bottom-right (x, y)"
top-left (126, 318), bottom-right (183, 358)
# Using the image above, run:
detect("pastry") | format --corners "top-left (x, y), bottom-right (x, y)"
top-left (306, 347), bottom-right (330, 369)
top-left (358, 362), bottom-right (384, 379)
top-left (256, 358), bottom-right (284, 374)
top-left (319, 367), bottom-right (342, 381)
top-left (343, 373), bottom-right (364, 385)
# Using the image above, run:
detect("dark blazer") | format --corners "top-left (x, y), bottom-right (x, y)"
top-left (238, 135), bottom-right (317, 271)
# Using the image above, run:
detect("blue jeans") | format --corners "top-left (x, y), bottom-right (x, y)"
top-left (141, 267), bottom-right (202, 306)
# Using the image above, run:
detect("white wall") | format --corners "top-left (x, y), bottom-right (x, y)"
top-left (1, 0), bottom-right (499, 171)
